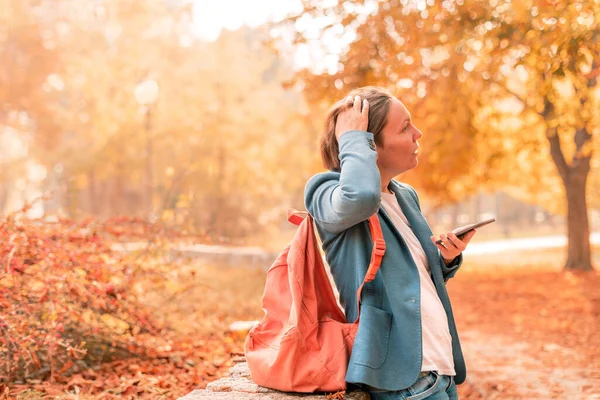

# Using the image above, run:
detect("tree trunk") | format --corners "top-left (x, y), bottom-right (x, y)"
top-left (145, 108), bottom-right (154, 217)
top-left (88, 168), bottom-right (98, 215)
top-left (564, 175), bottom-right (592, 271)
top-left (114, 151), bottom-right (126, 216)
top-left (561, 68), bottom-right (598, 271)
top-left (546, 105), bottom-right (593, 271)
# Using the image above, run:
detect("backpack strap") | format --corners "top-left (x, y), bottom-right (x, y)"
top-left (287, 209), bottom-right (308, 226)
top-left (365, 214), bottom-right (386, 282)
top-left (287, 208), bottom-right (386, 325)
top-left (353, 213), bottom-right (386, 324)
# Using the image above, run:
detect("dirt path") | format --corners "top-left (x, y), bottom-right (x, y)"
top-left (459, 329), bottom-right (599, 399)
top-left (448, 260), bottom-right (600, 400)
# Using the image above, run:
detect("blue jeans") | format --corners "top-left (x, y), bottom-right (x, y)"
top-left (368, 372), bottom-right (458, 400)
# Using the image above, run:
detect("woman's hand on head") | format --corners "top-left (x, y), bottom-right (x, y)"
top-left (335, 95), bottom-right (369, 141)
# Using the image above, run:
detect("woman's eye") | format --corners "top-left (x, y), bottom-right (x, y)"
top-left (402, 125), bottom-right (409, 132)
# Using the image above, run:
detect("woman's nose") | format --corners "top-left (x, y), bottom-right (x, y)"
top-left (414, 128), bottom-right (423, 140)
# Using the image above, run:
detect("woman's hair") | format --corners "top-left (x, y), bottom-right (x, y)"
top-left (321, 86), bottom-right (394, 171)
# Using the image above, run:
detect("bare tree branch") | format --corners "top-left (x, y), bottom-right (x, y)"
top-left (547, 129), bottom-right (570, 183)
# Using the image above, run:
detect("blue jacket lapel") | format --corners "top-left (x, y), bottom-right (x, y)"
top-left (388, 182), bottom-right (442, 273)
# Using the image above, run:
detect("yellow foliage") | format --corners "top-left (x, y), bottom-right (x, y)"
top-left (101, 313), bottom-right (130, 334)
top-left (275, 0), bottom-right (600, 210)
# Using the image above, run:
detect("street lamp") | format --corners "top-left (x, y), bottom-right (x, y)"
top-left (134, 80), bottom-right (159, 219)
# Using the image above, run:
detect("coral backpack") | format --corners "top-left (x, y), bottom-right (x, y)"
top-left (244, 209), bottom-right (386, 393)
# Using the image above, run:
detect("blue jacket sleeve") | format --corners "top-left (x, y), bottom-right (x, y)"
top-left (405, 184), bottom-right (463, 281)
top-left (304, 130), bottom-right (381, 234)
top-left (441, 253), bottom-right (463, 281)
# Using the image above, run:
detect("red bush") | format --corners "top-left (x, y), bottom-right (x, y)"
top-left (0, 211), bottom-right (170, 382)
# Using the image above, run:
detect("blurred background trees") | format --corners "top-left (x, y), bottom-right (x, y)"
top-left (1, 0), bottom-right (316, 243)
top-left (1, 0), bottom-right (598, 269)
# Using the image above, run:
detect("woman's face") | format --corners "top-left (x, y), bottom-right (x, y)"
top-left (376, 97), bottom-right (423, 176)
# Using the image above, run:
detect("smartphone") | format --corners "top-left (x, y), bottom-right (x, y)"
top-left (435, 217), bottom-right (496, 245)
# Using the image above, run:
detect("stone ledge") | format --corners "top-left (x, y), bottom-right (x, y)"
top-left (178, 359), bottom-right (370, 400)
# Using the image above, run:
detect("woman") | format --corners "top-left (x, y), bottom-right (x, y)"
top-left (304, 86), bottom-right (475, 399)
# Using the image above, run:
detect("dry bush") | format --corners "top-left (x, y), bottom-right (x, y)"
top-left (0, 208), bottom-right (188, 383)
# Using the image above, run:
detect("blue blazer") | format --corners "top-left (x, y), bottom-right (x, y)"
top-left (304, 130), bottom-right (466, 391)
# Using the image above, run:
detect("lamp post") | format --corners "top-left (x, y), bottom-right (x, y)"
top-left (134, 79), bottom-right (159, 219)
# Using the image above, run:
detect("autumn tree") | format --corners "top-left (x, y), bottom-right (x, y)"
top-left (0, 0), bottom-right (60, 142)
top-left (276, 0), bottom-right (599, 270)
top-left (2, 0), bottom-right (315, 243)
top-left (0, 0), bottom-right (62, 211)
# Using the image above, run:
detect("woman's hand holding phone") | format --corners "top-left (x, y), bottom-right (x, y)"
top-left (430, 230), bottom-right (476, 265)
top-left (430, 217), bottom-right (494, 263)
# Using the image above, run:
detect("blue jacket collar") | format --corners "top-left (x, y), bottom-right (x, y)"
top-left (383, 181), bottom-right (441, 274)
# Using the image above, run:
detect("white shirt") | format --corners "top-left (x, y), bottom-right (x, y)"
top-left (380, 191), bottom-right (455, 376)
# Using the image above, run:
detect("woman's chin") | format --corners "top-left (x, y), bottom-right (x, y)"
top-left (396, 163), bottom-right (418, 175)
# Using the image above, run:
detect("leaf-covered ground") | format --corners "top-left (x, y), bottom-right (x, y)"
top-left (449, 263), bottom-right (600, 399)
top-left (3, 247), bottom-right (599, 399)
